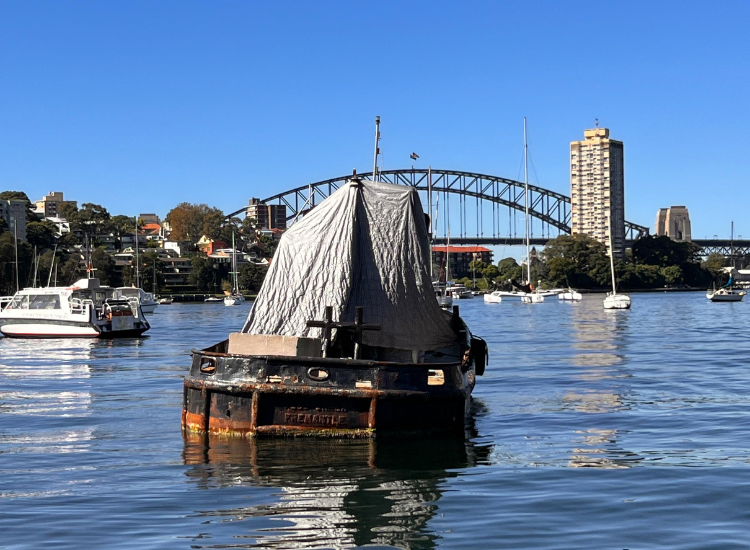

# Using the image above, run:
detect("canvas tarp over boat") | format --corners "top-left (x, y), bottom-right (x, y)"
top-left (242, 178), bottom-right (457, 351)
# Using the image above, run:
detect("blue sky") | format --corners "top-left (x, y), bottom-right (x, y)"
top-left (2, 1), bottom-right (749, 242)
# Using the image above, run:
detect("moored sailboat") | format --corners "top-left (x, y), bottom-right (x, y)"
top-left (603, 217), bottom-right (630, 310)
top-left (520, 118), bottom-right (543, 304)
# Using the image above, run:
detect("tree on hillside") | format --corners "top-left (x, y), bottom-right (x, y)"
top-left (109, 215), bottom-right (137, 236)
top-left (26, 220), bottom-right (57, 250)
top-left (543, 234), bottom-right (610, 288)
top-left (632, 236), bottom-right (700, 267)
top-left (166, 203), bottom-right (224, 242)
top-left (58, 202), bottom-right (79, 221)
top-left (188, 255), bottom-right (216, 291)
top-left (91, 247), bottom-right (119, 286)
top-left (237, 261), bottom-right (264, 285)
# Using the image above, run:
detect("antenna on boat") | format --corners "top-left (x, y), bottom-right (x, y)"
top-left (372, 116), bottom-right (381, 182)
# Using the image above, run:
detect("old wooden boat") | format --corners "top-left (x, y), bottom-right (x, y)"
top-left (182, 175), bottom-right (487, 437)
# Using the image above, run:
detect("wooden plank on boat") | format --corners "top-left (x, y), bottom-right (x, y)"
top-left (227, 333), bottom-right (322, 357)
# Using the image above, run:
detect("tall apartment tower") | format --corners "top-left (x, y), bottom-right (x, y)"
top-left (655, 206), bottom-right (691, 241)
top-left (570, 127), bottom-right (625, 258)
top-left (246, 198), bottom-right (287, 231)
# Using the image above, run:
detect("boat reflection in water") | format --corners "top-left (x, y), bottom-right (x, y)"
top-left (183, 423), bottom-right (492, 549)
top-left (564, 301), bottom-right (642, 469)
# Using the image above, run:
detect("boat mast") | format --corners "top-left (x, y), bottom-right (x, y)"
top-left (32, 246), bottom-right (38, 287)
top-left (232, 229), bottom-right (237, 294)
top-left (372, 116), bottom-right (380, 182)
top-left (13, 221), bottom-right (19, 293)
top-left (134, 216), bottom-right (140, 288)
top-left (524, 117), bottom-right (530, 285)
top-left (428, 166), bottom-right (433, 280)
top-left (609, 208), bottom-right (617, 293)
top-left (47, 245), bottom-right (57, 287)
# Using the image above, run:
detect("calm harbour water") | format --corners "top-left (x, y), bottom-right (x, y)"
top-left (3, 293), bottom-right (750, 549)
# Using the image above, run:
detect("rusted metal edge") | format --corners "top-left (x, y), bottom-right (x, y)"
top-left (183, 377), bottom-right (470, 401)
top-left (191, 349), bottom-right (468, 369)
top-left (182, 411), bottom-right (376, 439)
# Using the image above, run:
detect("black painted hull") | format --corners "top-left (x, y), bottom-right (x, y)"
top-left (182, 340), bottom-right (478, 437)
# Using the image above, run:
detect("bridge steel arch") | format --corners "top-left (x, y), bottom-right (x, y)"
top-left (259, 168), bottom-right (649, 241)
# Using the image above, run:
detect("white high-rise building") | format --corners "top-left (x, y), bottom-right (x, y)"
top-left (570, 127), bottom-right (625, 258)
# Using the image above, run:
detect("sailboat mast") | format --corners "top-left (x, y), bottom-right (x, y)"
top-left (372, 116), bottom-right (381, 182)
top-left (232, 229), bottom-right (237, 293)
top-left (609, 211), bottom-right (617, 292)
top-left (47, 245), bottom-right (57, 287)
top-left (14, 221), bottom-right (19, 293)
top-left (134, 216), bottom-right (140, 288)
top-left (428, 166), bottom-right (433, 279)
top-left (524, 117), bottom-right (530, 285)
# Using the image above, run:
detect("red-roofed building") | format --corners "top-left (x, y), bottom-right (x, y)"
top-left (432, 246), bottom-right (493, 280)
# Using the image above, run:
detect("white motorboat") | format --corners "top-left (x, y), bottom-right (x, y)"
top-left (115, 287), bottom-right (159, 314)
top-left (709, 288), bottom-right (745, 302)
top-left (158, 297), bottom-right (173, 305)
top-left (0, 278), bottom-right (150, 338)
top-left (204, 296), bottom-right (223, 303)
top-left (483, 291), bottom-right (503, 304)
top-left (450, 285), bottom-right (474, 299)
top-left (433, 282), bottom-right (453, 308)
top-left (558, 288), bottom-right (582, 301)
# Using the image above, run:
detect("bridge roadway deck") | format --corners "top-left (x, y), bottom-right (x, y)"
top-left (434, 237), bottom-right (750, 255)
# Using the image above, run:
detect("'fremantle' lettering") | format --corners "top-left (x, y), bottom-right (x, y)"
top-left (284, 411), bottom-right (348, 427)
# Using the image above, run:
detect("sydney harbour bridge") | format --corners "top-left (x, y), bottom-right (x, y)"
top-left (231, 168), bottom-right (745, 258)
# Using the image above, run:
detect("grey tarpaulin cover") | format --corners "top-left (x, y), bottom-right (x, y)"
top-left (242, 178), bottom-right (457, 351)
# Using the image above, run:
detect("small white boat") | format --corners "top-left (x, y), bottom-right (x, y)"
top-left (158, 297), bottom-right (173, 305)
top-left (521, 292), bottom-right (544, 304)
top-left (709, 288), bottom-right (745, 302)
top-left (558, 288), bottom-right (582, 301)
top-left (0, 278), bottom-right (150, 338)
top-left (450, 285), bottom-right (474, 299)
top-left (603, 212), bottom-right (631, 310)
top-left (223, 294), bottom-right (244, 306)
top-left (204, 296), bottom-right (223, 303)
top-left (433, 282), bottom-right (453, 308)
top-left (708, 224), bottom-right (743, 303)
top-left (604, 292), bottom-right (631, 310)
top-left (483, 291), bottom-right (503, 304)
top-left (115, 287), bottom-right (159, 314)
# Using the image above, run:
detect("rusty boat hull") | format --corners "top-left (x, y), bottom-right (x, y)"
top-left (182, 334), bottom-right (485, 437)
